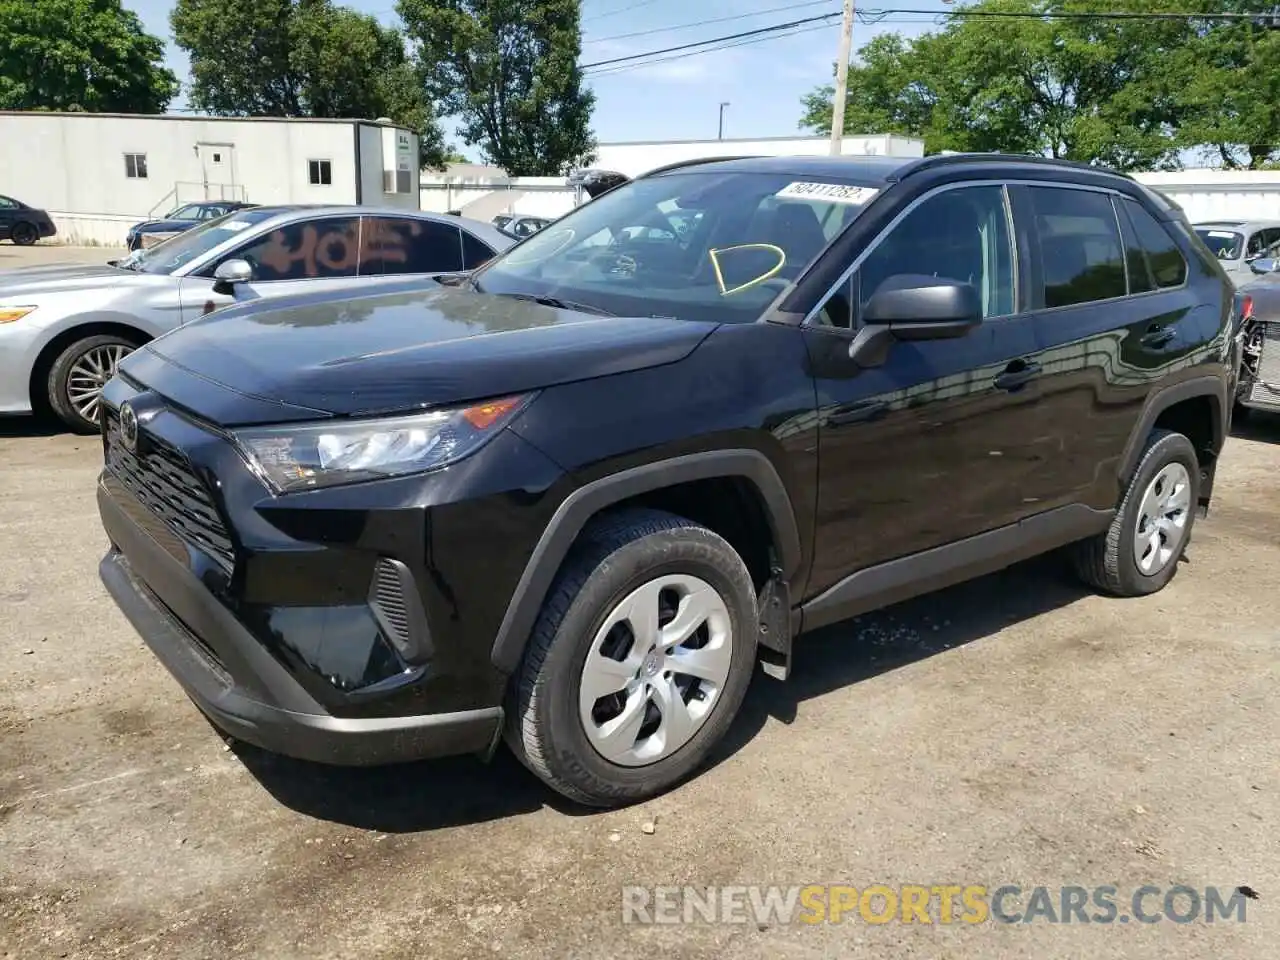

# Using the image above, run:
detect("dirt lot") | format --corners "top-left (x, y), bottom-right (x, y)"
top-left (0, 244), bottom-right (1276, 959)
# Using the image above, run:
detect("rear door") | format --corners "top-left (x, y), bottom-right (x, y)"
top-left (179, 214), bottom-right (363, 320)
top-left (359, 215), bottom-right (465, 276)
top-left (1013, 183), bottom-right (1198, 513)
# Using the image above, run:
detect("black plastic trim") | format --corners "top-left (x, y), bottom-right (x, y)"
top-left (1117, 375), bottom-right (1228, 486)
top-left (800, 503), bottom-right (1114, 633)
top-left (367, 557), bottom-right (433, 665)
top-left (489, 449), bottom-right (801, 673)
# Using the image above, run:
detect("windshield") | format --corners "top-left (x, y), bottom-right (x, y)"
top-left (473, 170), bottom-right (881, 322)
top-left (167, 204), bottom-right (203, 220)
top-left (123, 209), bottom-right (279, 275)
top-left (1195, 228), bottom-right (1244, 260)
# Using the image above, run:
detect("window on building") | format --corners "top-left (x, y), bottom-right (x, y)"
top-left (124, 153), bottom-right (148, 179)
top-left (1122, 198), bottom-right (1188, 289)
top-left (383, 170), bottom-right (413, 194)
top-left (361, 217), bottom-right (464, 274)
top-left (308, 159), bottom-right (333, 186)
top-left (212, 152), bottom-right (222, 164)
top-left (1026, 186), bottom-right (1126, 308)
top-left (224, 216), bottom-right (361, 281)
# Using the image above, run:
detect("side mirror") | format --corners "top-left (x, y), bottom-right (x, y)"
top-left (212, 258), bottom-right (253, 294)
top-left (847, 275), bottom-right (982, 367)
top-left (1250, 257), bottom-right (1278, 275)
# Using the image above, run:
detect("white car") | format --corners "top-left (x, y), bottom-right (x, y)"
top-left (1192, 219), bottom-right (1280, 285)
top-left (0, 205), bottom-right (513, 432)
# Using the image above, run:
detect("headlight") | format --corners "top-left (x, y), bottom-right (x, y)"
top-left (0, 306), bottom-right (36, 324)
top-left (233, 394), bottom-right (532, 493)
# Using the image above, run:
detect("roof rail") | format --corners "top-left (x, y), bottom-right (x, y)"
top-left (638, 155), bottom-right (766, 178)
top-left (892, 152), bottom-right (1129, 181)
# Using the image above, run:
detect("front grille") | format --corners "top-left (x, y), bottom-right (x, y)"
top-left (104, 406), bottom-right (236, 571)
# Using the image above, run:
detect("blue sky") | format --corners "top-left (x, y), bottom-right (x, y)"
top-left (127, 0), bottom-right (946, 157)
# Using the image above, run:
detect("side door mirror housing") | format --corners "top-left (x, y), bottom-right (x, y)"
top-left (848, 274), bottom-right (982, 365)
top-left (212, 257), bottom-right (253, 294)
top-left (1249, 257), bottom-right (1278, 275)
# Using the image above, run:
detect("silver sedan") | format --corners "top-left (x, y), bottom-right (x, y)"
top-left (0, 205), bottom-right (514, 432)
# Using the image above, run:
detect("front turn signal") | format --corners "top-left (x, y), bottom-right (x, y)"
top-left (0, 306), bottom-right (36, 324)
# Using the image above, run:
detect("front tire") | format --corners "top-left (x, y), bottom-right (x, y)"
top-left (47, 334), bottom-right (140, 433)
top-left (1072, 428), bottom-right (1200, 597)
top-left (505, 508), bottom-right (758, 807)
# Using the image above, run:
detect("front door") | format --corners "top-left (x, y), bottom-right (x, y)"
top-left (196, 143), bottom-right (236, 200)
top-left (179, 214), bottom-right (362, 321)
top-left (803, 182), bottom-right (1047, 596)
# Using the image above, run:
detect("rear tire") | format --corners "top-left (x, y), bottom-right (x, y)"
top-left (505, 508), bottom-right (758, 807)
top-left (10, 221), bottom-right (37, 246)
top-left (1072, 428), bottom-right (1200, 597)
top-left (47, 334), bottom-right (140, 434)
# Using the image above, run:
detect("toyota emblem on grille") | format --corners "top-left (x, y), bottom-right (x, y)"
top-left (119, 402), bottom-right (139, 452)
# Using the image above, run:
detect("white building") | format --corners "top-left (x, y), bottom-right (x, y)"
top-left (0, 112), bottom-right (421, 245)
top-left (418, 133), bottom-right (925, 221)
top-left (1130, 169), bottom-right (1280, 222)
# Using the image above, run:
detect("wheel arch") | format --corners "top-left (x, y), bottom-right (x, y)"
top-left (1117, 375), bottom-right (1228, 507)
top-left (29, 319), bottom-right (152, 412)
top-left (489, 450), bottom-right (802, 674)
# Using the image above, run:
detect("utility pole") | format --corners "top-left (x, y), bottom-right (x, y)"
top-left (718, 102), bottom-right (730, 140)
top-left (829, 0), bottom-right (856, 155)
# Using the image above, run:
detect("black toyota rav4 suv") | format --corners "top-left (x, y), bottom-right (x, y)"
top-left (97, 153), bottom-right (1241, 807)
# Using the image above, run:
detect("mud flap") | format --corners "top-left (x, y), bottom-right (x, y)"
top-left (757, 571), bottom-right (792, 681)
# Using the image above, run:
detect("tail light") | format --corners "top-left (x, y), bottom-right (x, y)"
top-left (1241, 294), bottom-right (1254, 321)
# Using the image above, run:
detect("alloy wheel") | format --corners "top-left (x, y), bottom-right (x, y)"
top-left (66, 343), bottom-right (131, 424)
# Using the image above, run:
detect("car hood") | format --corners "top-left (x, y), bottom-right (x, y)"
top-left (0, 263), bottom-right (148, 299)
top-left (131, 218), bottom-right (198, 233)
top-left (126, 284), bottom-right (719, 424)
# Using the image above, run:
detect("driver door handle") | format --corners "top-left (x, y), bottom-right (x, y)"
top-left (993, 360), bottom-right (1042, 391)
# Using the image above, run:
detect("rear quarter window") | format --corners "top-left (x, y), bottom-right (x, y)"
top-left (1123, 199), bottom-right (1187, 288)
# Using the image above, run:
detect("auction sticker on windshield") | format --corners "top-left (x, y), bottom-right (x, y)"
top-left (775, 182), bottom-right (880, 205)
top-left (220, 220), bottom-right (253, 231)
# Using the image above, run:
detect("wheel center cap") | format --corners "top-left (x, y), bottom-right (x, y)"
top-left (642, 652), bottom-right (662, 678)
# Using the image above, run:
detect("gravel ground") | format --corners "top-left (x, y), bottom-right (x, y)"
top-left (0, 244), bottom-right (1275, 959)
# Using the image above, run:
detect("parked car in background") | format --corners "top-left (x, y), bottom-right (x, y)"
top-left (1192, 219), bottom-right (1280, 285)
top-left (95, 153), bottom-right (1236, 807)
top-left (126, 201), bottom-right (258, 251)
top-left (0, 205), bottom-right (514, 433)
top-left (492, 214), bottom-right (552, 238)
top-left (0, 194), bottom-right (57, 246)
top-left (1233, 264), bottom-right (1280, 417)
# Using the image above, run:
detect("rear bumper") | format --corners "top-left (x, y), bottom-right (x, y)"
top-left (98, 480), bottom-right (503, 765)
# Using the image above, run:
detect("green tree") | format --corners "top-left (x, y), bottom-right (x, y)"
top-left (0, 0), bottom-right (178, 112)
top-left (171, 0), bottom-right (451, 167)
top-left (800, 0), bottom-right (1198, 170)
top-left (397, 0), bottom-right (596, 176)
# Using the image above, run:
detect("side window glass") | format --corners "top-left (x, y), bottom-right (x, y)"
top-left (362, 218), bottom-right (464, 274)
top-left (1027, 186), bottom-right (1126, 307)
top-left (852, 185), bottom-right (1015, 323)
top-left (231, 217), bottom-right (361, 281)
top-left (1247, 231), bottom-right (1266, 257)
top-left (460, 230), bottom-right (495, 269)
top-left (1116, 200), bottom-right (1154, 294)
top-left (1124, 199), bottom-right (1187, 288)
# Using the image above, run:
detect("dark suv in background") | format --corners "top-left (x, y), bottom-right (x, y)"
top-left (96, 153), bottom-right (1239, 807)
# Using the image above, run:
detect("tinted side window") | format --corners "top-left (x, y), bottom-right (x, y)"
top-left (856, 184), bottom-right (1015, 322)
top-left (1116, 201), bottom-right (1154, 294)
top-left (362, 218), bottom-right (463, 274)
top-left (460, 230), bottom-right (496, 269)
top-left (1123, 199), bottom-right (1187, 288)
top-left (232, 217), bottom-right (361, 281)
top-left (1028, 187), bottom-right (1126, 307)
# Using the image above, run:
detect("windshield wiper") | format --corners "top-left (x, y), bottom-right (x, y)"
top-left (497, 292), bottom-right (615, 316)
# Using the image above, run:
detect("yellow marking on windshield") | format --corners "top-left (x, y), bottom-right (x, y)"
top-left (708, 243), bottom-right (787, 296)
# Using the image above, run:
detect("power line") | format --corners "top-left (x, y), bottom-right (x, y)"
top-left (584, 1), bottom-right (838, 44)
top-left (585, 22), bottom-right (833, 77)
top-left (584, 0), bottom-right (668, 24)
top-left (582, 7), bottom-right (1280, 72)
top-left (580, 11), bottom-right (843, 69)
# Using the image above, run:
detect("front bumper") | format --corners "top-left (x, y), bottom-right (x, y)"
top-left (98, 480), bottom-right (503, 764)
